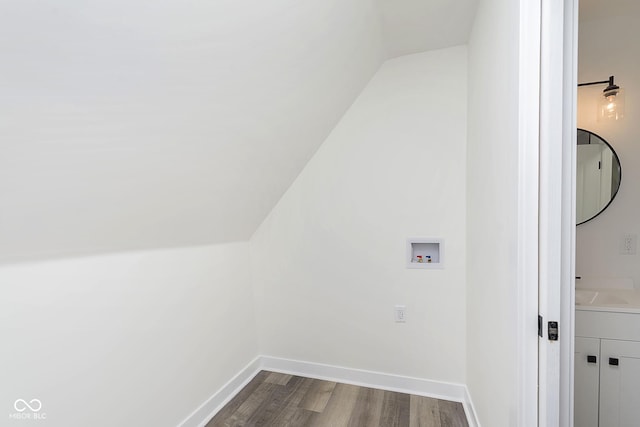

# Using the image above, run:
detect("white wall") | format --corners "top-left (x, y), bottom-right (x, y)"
top-left (466, 0), bottom-right (521, 425)
top-left (576, 5), bottom-right (640, 288)
top-left (0, 0), bottom-right (384, 262)
top-left (250, 46), bottom-right (468, 382)
top-left (0, 243), bottom-right (257, 427)
top-left (378, 0), bottom-right (477, 57)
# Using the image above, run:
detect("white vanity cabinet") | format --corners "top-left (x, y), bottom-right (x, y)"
top-left (575, 309), bottom-right (640, 427)
top-left (599, 339), bottom-right (640, 427)
top-left (575, 336), bottom-right (600, 427)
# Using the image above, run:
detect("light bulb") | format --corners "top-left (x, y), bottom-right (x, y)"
top-left (598, 89), bottom-right (625, 121)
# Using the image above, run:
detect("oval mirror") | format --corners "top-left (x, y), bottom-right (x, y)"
top-left (576, 129), bottom-right (622, 225)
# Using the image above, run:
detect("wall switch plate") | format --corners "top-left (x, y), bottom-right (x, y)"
top-left (394, 305), bottom-right (406, 323)
top-left (620, 234), bottom-right (637, 255)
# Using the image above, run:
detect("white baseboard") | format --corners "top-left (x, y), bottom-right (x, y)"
top-left (178, 357), bottom-right (261, 427)
top-left (261, 355), bottom-right (465, 401)
top-left (180, 355), bottom-right (481, 427)
top-left (462, 386), bottom-right (481, 427)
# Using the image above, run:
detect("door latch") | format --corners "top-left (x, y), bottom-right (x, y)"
top-left (548, 321), bottom-right (559, 341)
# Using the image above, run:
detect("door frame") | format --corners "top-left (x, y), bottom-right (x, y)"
top-left (535, 0), bottom-right (578, 426)
top-left (559, 0), bottom-right (578, 424)
top-left (517, 0), bottom-right (542, 426)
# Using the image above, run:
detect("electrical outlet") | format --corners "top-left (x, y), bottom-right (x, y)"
top-left (620, 234), bottom-right (637, 255)
top-left (394, 305), bottom-right (407, 323)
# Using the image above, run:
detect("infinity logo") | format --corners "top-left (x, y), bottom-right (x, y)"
top-left (14, 399), bottom-right (42, 413)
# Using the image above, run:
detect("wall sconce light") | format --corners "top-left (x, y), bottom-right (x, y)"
top-left (578, 76), bottom-right (625, 121)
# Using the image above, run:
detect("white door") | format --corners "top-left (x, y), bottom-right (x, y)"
top-left (576, 144), bottom-right (615, 224)
top-left (576, 145), bottom-right (603, 223)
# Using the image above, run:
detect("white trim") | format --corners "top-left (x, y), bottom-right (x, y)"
top-left (180, 355), bottom-right (481, 427)
top-left (178, 357), bottom-right (262, 427)
top-left (462, 387), bottom-right (482, 427)
top-left (539, 0), bottom-right (569, 425)
top-left (560, 0), bottom-right (578, 426)
top-left (517, 0), bottom-right (542, 426)
top-left (261, 356), bottom-right (465, 401)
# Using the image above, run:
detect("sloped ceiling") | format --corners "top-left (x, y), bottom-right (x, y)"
top-left (378, 0), bottom-right (478, 57)
top-left (0, 0), bottom-right (476, 263)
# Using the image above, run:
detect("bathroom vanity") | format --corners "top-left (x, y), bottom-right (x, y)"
top-left (575, 287), bottom-right (640, 427)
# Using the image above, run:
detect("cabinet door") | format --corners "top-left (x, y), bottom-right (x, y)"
top-left (600, 339), bottom-right (640, 427)
top-left (575, 336), bottom-right (601, 427)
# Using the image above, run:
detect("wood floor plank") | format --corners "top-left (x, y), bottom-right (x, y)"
top-left (409, 395), bottom-right (442, 427)
top-left (346, 386), bottom-right (385, 427)
top-left (268, 401), bottom-right (318, 427)
top-left (264, 372), bottom-right (293, 386)
top-left (309, 383), bottom-right (360, 427)
top-left (279, 408), bottom-right (318, 426)
top-left (437, 400), bottom-right (469, 427)
top-left (298, 378), bottom-right (336, 413)
top-left (380, 390), bottom-right (411, 427)
top-left (216, 380), bottom-right (280, 426)
top-left (207, 371), bottom-right (469, 427)
top-left (205, 371), bottom-right (269, 426)
top-left (246, 376), bottom-right (311, 426)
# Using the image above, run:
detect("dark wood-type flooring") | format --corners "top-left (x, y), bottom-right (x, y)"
top-left (206, 371), bottom-right (469, 427)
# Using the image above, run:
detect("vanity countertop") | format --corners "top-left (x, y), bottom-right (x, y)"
top-left (576, 288), bottom-right (640, 314)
